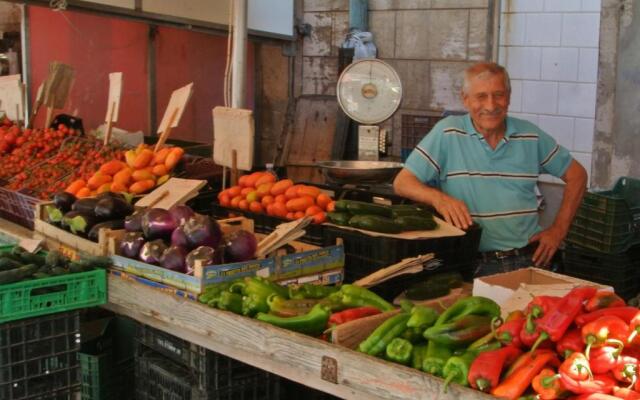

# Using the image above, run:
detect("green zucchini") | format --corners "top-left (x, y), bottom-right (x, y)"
top-left (18, 252), bottom-right (46, 267)
top-left (348, 214), bottom-right (402, 234)
top-left (394, 215), bottom-right (438, 231)
top-left (344, 200), bottom-right (393, 218)
top-left (0, 257), bottom-right (23, 272)
top-left (327, 211), bottom-right (352, 226)
top-left (0, 264), bottom-right (38, 284)
top-left (427, 272), bottom-right (464, 289)
top-left (405, 281), bottom-right (450, 301)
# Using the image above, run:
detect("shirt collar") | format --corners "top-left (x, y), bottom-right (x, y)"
top-left (464, 114), bottom-right (516, 140)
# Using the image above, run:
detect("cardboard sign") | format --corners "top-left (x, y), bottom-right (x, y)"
top-left (106, 72), bottom-right (123, 122)
top-left (135, 177), bottom-right (206, 210)
top-left (212, 106), bottom-right (255, 171)
top-left (0, 75), bottom-right (24, 121)
top-left (43, 62), bottom-right (75, 109)
top-left (157, 82), bottom-right (193, 133)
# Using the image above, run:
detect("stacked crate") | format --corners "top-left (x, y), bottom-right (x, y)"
top-left (563, 177), bottom-right (640, 299)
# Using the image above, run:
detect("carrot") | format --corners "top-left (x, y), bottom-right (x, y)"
top-left (164, 147), bottom-right (184, 170)
top-left (491, 351), bottom-right (558, 400)
top-left (305, 205), bottom-right (323, 216)
top-left (65, 179), bottom-right (86, 195)
top-left (151, 164), bottom-right (169, 177)
top-left (284, 185), bottom-right (301, 200)
top-left (244, 172), bottom-right (266, 188)
top-left (87, 173), bottom-right (112, 190)
top-left (298, 185), bottom-right (321, 199)
top-left (286, 196), bottom-right (315, 212)
top-left (316, 193), bottom-right (332, 210)
top-left (99, 160), bottom-right (125, 176)
top-left (153, 147), bottom-right (171, 164)
top-left (129, 179), bottom-right (155, 194)
top-left (75, 187), bottom-right (92, 198)
top-left (133, 149), bottom-right (154, 169)
top-left (254, 173), bottom-right (276, 187)
top-left (270, 179), bottom-right (293, 196)
top-left (131, 169), bottom-right (155, 182)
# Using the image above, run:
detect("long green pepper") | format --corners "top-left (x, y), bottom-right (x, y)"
top-left (407, 305), bottom-right (439, 330)
top-left (358, 312), bottom-right (410, 356)
top-left (337, 284), bottom-right (395, 312)
top-left (423, 314), bottom-right (493, 346)
top-left (411, 344), bottom-right (429, 370)
top-left (442, 350), bottom-right (478, 391)
top-left (434, 296), bottom-right (500, 325)
top-left (255, 303), bottom-right (330, 335)
top-left (422, 341), bottom-right (453, 377)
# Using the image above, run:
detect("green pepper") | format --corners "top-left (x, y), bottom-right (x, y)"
top-left (333, 284), bottom-right (395, 312)
top-left (442, 350), bottom-right (478, 391)
top-left (216, 291), bottom-right (243, 314)
top-left (242, 293), bottom-right (270, 317)
top-left (199, 281), bottom-right (233, 304)
top-left (266, 294), bottom-right (319, 317)
top-left (401, 326), bottom-right (425, 344)
top-left (358, 313), bottom-right (410, 356)
top-left (467, 331), bottom-right (495, 350)
top-left (235, 276), bottom-right (289, 317)
top-left (434, 296), bottom-right (500, 325)
top-left (411, 343), bottom-right (429, 370)
top-left (288, 283), bottom-right (340, 299)
top-left (256, 303), bottom-right (330, 335)
top-left (385, 338), bottom-right (413, 365)
top-left (423, 315), bottom-right (493, 346)
top-left (422, 341), bottom-right (453, 377)
top-left (407, 305), bottom-right (439, 330)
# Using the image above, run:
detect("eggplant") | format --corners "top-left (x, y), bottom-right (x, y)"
top-left (119, 232), bottom-right (146, 258)
top-left (125, 210), bottom-right (144, 232)
top-left (88, 220), bottom-right (125, 242)
top-left (183, 214), bottom-right (222, 249)
top-left (185, 246), bottom-right (222, 274)
top-left (142, 208), bottom-right (177, 240)
top-left (171, 226), bottom-right (190, 248)
top-left (53, 192), bottom-right (77, 213)
top-left (224, 230), bottom-right (257, 262)
top-left (138, 239), bottom-right (167, 265)
top-left (160, 246), bottom-right (188, 273)
top-left (63, 211), bottom-right (100, 236)
top-left (96, 191), bottom-right (126, 202)
top-left (71, 198), bottom-right (99, 214)
top-left (168, 205), bottom-right (195, 226)
top-left (94, 197), bottom-right (134, 220)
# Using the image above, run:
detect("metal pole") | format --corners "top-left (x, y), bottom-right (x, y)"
top-left (231, 0), bottom-right (247, 108)
top-left (349, 0), bottom-right (368, 31)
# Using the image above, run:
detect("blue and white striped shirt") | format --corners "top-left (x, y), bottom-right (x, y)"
top-left (404, 114), bottom-right (572, 252)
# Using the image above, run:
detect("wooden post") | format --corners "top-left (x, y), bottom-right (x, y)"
top-left (104, 101), bottom-right (116, 146)
top-left (231, 0), bottom-right (248, 109)
top-left (231, 150), bottom-right (238, 186)
top-left (154, 108), bottom-right (178, 153)
top-left (44, 94), bottom-right (55, 129)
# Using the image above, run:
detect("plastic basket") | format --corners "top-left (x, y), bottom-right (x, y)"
top-left (78, 352), bottom-right (133, 400)
top-left (0, 268), bottom-right (107, 324)
top-left (0, 185), bottom-right (39, 229)
top-left (0, 311), bottom-right (81, 400)
top-left (401, 113), bottom-right (444, 149)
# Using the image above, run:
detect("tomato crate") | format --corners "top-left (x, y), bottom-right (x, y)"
top-left (0, 185), bottom-right (40, 230)
top-left (0, 310), bottom-right (81, 400)
top-left (0, 268), bottom-right (107, 324)
top-left (135, 324), bottom-right (281, 399)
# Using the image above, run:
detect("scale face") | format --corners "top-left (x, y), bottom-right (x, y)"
top-left (336, 58), bottom-right (403, 125)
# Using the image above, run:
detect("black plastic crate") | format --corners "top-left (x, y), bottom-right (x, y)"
top-left (323, 225), bottom-right (481, 299)
top-left (281, 380), bottom-right (339, 400)
top-left (0, 311), bottom-right (81, 400)
top-left (135, 323), bottom-right (280, 396)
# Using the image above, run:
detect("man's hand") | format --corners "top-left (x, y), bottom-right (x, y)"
top-left (432, 192), bottom-right (473, 230)
top-left (528, 226), bottom-right (566, 267)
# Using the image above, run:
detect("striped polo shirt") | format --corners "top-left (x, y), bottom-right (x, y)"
top-left (404, 113), bottom-right (572, 252)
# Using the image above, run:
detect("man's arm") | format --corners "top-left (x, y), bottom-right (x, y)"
top-left (529, 159), bottom-right (588, 266)
top-left (393, 168), bottom-right (473, 229)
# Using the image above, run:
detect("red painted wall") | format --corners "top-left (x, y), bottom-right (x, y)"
top-left (28, 7), bottom-right (254, 144)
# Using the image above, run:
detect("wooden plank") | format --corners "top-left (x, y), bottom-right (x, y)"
top-left (105, 276), bottom-right (494, 400)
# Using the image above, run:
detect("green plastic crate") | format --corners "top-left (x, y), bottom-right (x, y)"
top-left (79, 352), bottom-right (134, 400)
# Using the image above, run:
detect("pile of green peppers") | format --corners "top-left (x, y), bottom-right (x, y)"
top-left (357, 296), bottom-right (501, 389)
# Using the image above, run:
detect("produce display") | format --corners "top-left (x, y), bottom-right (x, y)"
top-left (216, 172), bottom-right (334, 224)
top-left (327, 201), bottom-right (438, 233)
top-left (0, 245), bottom-right (111, 284)
top-left (118, 204), bottom-right (258, 274)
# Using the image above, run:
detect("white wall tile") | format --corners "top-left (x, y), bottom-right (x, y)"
top-left (544, 0), bottom-right (581, 12)
top-left (522, 80), bottom-right (558, 114)
top-left (573, 117), bottom-right (595, 152)
top-left (538, 115), bottom-right (574, 149)
top-left (500, 13), bottom-right (526, 46)
top-left (525, 14), bottom-right (562, 46)
top-left (571, 151), bottom-right (592, 183)
top-left (509, 80), bottom-right (523, 112)
top-left (502, 46), bottom-right (541, 79)
top-left (510, 112), bottom-right (540, 125)
top-left (558, 82), bottom-right (597, 117)
top-left (581, 0), bottom-right (601, 12)
top-left (541, 47), bottom-right (579, 81)
top-left (562, 14), bottom-right (600, 47)
top-left (502, 0), bottom-right (544, 12)
top-left (578, 48), bottom-right (599, 82)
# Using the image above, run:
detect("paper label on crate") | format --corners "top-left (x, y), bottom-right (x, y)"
top-left (279, 245), bottom-right (345, 279)
top-left (157, 82), bottom-right (194, 133)
top-left (19, 238), bottom-right (42, 254)
top-left (203, 258), bottom-right (276, 284)
top-left (105, 72), bottom-right (123, 123)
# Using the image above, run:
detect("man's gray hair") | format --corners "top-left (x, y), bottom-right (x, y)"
top-left (462, 62), bottom-right (511, 95)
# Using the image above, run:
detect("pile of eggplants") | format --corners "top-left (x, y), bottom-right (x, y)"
top-left (46, 191), bottom-right (135, 242)
top-left (118, 204), bottom-right (258, 275)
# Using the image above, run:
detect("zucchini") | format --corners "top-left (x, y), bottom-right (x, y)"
top-left (405, 281), bottom-right (450, 301)
top-left (348, 214), bottom-right (402, 234)
top-left (394, 215), bottom-right (438, 231)
top-left (45, 250), bottom-right (66, 268)
top-left (19, 251), bottom-right (46, 267)
top-left (326, 211), bottom-right (352, 226)
top-left (334, 200), bottom-right (350, 212)
top-left (427, 272), bottom-right (464, 289)
top-left (32, 272), bottom-right (51, 279)
top-left (0, 257), bottom-right (22, 272)
top-left (0, 264), bottom-right (38, 284)
top-left (345, 200), bottom-right (393, 218)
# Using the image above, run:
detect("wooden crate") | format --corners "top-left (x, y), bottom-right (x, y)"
top-left (33, 202), bottom-right (126, 259)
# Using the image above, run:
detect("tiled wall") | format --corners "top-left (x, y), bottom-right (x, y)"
top-left (499, 0), bottom-right (601, 184)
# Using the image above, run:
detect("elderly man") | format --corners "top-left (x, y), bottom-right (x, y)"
top-left (393, 62), bottom-right (587, 277)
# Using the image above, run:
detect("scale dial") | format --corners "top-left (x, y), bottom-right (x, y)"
top-left (336, 59), bottom-right (403, 125)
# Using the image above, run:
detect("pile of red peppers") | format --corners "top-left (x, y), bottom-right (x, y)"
top-left (470, 287), bottom-right (640, 399)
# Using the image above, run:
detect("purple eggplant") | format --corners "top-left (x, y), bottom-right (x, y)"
top-left (171, 226), bottom-right (190, 248)
top-left (185, 246), bottom-right (223, 274)
top-left (168, 204), bottom-right (195, 226)
top-left (124, 211), bottom-right (144, 232)
top-left (183, 214), bottom-right (222, 249)
top-left (142, 208), bottom-right (177, 240)
top-left (224, 230), bottom-right (257, 263)
top-left (138, 239), bottom-right (168, 265)
top-left (119, 232), bottom-right (146, 258)
top-left (160, 245), bottom-right (188, 273)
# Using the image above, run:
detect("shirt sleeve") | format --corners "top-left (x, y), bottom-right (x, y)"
top-left (404, 128), bottom-right (445, 187)
top-left (536, 128), bottom-right (573, 178)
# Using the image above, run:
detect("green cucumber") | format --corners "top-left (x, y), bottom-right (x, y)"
top-left (394, 215), bottom-right (438, 231)
top-left (348, 214), bottom-right (402, 234)
top-left (0, 264), bottom-right (38, 284)
top-left (327, 211), bottom-right (352, 226)
top-left (0, 257), bottom-right (23, 272)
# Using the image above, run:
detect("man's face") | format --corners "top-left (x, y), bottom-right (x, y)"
top-left (462, 73), bottom-right (510, 135)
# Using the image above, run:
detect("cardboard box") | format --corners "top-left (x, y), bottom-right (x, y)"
top-left (473, 267), bottom-right (613, 317)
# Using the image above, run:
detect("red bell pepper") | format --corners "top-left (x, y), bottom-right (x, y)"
top-left (612, 355), bottom-right (638, 385)
top-left (532, 368), bottom-right (569, 399)
top-left (495, 315), bottom-right (525, 348)
top-left (589, 345), bottom-right (622, 374)
top-left (558, 328), bottom-right (586, 359)
top-left (327, 306), bottom-right (381, 326)
top-left (585, 290), bottom-right (626, 312)
top-left (559, 373), bottom-right (617, 395)
top-left (468, 345), bottom-right (522, 392)
top-left (627, 313), bottom-right (640, 346)
top-left (491, 350), bottom-right (558, 400)
top-left (576, 307), bottom-right (640, 327)
top-left (582, 316), bottom-right (630, 358)
top-left (572, 394), bottom-right (626, 400)
top-left (561, 352), bottom-right (593, 381)
top-left (531, 286), bottom-right (598, 351)
top-left (613, 386), bottom-right (640, 400)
